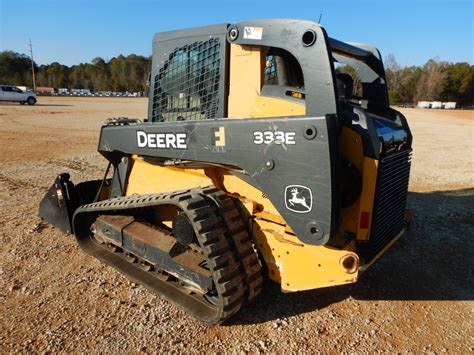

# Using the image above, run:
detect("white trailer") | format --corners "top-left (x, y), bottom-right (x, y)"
top-left (443, 102), bottom-right (457, 109)
top-left (417, 101), bottom-right (431, 109)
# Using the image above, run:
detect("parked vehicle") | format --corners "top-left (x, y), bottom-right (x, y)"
top-left (0, 85), bottom-right (37, 105)
top-left (58, 88), bottom-right (69, 96)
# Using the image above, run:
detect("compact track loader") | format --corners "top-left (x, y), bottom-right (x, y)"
top-left (40, 19), bottom-right (412, 324)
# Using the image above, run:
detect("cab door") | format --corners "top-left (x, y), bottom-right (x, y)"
top-left (11, 86), bottom-right (25, 101)
top-left (0, 86), bottom-right (9, 100)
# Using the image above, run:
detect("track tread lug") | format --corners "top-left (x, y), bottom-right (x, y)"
top-left (199, 189), bottom-right (264, 305)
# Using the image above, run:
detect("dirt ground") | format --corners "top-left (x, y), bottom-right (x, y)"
top-left (0, 97), bottom-right (472, 352)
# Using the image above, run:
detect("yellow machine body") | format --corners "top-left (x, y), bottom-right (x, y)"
top-left (38, 21), bottom-right (413, 324)
top-left (122, 44), bottom-right (384, 292)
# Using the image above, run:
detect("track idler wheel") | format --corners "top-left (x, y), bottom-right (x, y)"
top-left (172, 213), bottom-right (195, 246)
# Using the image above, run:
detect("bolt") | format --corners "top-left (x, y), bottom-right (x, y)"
top-left (265, 159), bottom-right (274, 170)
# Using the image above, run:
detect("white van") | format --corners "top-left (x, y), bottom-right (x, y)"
top-left (0, 85), bottom-right (37, 105)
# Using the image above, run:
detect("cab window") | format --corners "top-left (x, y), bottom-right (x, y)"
top-left (264, 48), bottom-right (304, 88)
top-left (151, 38), bottom-right (221, 122)
top-left (334, 63), bottom-right (362, 99)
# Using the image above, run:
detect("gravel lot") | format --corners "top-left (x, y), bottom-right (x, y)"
top-left (1, 97), bottom-right (472, 352)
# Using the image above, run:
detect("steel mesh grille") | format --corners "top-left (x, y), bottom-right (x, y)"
top-left (152, 39), bottom-right (221, 122)
top-left (359, 149), bottom-right (412, 260)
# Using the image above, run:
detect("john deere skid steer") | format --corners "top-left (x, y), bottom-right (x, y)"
top-left (39, 19), bottom-right (412, 324)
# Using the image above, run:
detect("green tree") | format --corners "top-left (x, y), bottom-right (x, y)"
top-left (442, 62), bottom-right (474, 106)
top-left (414, 60), bottom-right (448, 102)
top-left (0, 51), bottom-right (36, 86)
top-left (3, 49), bottom-right (468, 106)
top-left (0, 50), bottom-right (152, 93)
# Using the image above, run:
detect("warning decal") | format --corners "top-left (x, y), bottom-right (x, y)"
top-left (243, 27), bottom-right (263, 40)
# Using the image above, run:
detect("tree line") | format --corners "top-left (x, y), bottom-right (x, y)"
top-left (0, 51), bottom-right (151, 92)
top-left (1, 50), bottom-right (473, 106)
top-left (385, 54), bottom-right (473, 107)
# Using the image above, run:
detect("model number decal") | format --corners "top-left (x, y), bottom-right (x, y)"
top-left (253, 131), bottom-right (296, 145)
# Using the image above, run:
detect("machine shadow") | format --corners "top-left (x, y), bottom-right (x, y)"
top-left (229, 187), bottom-right (474, 325)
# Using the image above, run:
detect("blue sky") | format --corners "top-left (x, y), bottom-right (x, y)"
top-left (1, 0), bottom-right (472, 67)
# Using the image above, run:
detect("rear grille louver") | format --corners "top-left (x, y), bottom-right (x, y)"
top-left (359, 149), bottom-right (412, 261)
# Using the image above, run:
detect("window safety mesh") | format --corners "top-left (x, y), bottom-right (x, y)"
top-left (152, 39), bottom-right (221, 122)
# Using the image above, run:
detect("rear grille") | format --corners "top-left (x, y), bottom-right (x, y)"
top-left (359, 149), bottom-right (412, 261)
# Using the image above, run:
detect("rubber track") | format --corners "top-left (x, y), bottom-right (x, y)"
top-left (72, 187), bottom-right (246, 324)
top-left (200, 187), bottom-right (264, 303)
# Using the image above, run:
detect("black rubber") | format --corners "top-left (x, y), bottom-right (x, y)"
top-left (200, 187), bottom-right (264, 303)
top-left (72, 187), bottom-right (248, 324)
top-left (172, 213), bottom-right (195, 246)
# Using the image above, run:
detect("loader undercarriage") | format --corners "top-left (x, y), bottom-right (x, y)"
top-left (72, 187), bottom-right (262, 324)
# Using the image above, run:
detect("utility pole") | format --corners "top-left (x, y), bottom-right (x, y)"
top-left (29, 39), bottom-right (36, 92)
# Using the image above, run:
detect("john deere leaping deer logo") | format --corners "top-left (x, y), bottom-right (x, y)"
top-left (285, 185), bottom-right (313, 213)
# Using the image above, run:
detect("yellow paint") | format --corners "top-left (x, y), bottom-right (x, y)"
top-left (213, 127), bottom-right (226, 147)
top-left (125, 157), bottom-right (360, 291)
top-left (253, 219), bottom-right (358, 292)
top-left (215, 170), bottom-right (281, 217)
top-left (250, 96), bottom-right (305, 118)
top-left (125, 157), bottom-right (212, 196)
top-left (339, 126), bottom-right (378, 240)
top-left (227, 44), bottom-right (305, 119)
top-left (121, 44), bottom-right (391, 291)
top-left (227, 44), bottom-right (263, 118)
